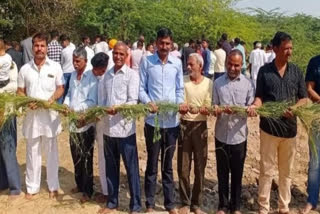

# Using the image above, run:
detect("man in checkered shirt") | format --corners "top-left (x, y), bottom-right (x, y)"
top-left (47, 30), bottom-right (62, 63)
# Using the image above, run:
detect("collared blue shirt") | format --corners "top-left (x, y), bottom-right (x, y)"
top-left (235, 44), bottom-right (247, 70)
top-left (139, 52), bottom-right (184, 128)
top-left (64, 69), bottom-right (98, 132)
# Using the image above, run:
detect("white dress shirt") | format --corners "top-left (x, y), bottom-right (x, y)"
top-left (249, 48), bottom-right (267, 80)
top-left (18, 57), bottom-right (64, 139)
top-left (102, 64), bottom-right (139, 138)
top-left (0, 61), bottom-right (17, 93)
top-left (0, 53), bottom-right (12, 81)
top-left (94, 41), bottom-right (109, 54)
top-left (85, 46), bottom-right (94, 70)
top-left (131, 49), bottom-right (143, 72)
top-left (61, 43), bottom-right (76, 73)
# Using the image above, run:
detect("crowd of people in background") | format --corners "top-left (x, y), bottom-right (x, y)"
top-left (0, 27), bottom-right (319, 214)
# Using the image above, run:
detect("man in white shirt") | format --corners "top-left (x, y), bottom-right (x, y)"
top-left (64, 47), bottom-right (98, 203)
top-left (131, 41), bottom-right (144, 72)
top-left (58, 34), bottom-right (76, 104)
top-left (213, 41), bottom-right (227, 80)
top-left (98, 42), bottom-right (141, 214)
top-left (17, 33), bottom-right (64, 199)
top-left (81, 36), bottom-right (94, 70)
top-left (132, 35), bottom-right (145, 51)
top-left (91, 52), bottom-right (109, 203)
top-left (94, 35), bottom-right (109, 54)
top-left (0, 60), bottom-right (21, 199)
top-left (249, 42), bottom-right (267, 88)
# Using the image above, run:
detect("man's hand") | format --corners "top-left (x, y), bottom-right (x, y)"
top-left (212, 105), bottom-right (222, 117)
top-left (199, 106), bottom-right (210, 115)
top-left (223, 106), bottom-right (233, 114)
top-left (247, 105), bottom-right (257, 117)
top-left (48, 95), bottom-right (56, 105)
top-left (189, 106), bottom-right (199, 114)
top-left (179, 103), bottom-right (189, 115)
top-left (106, 106), bottom-right (117, 115)
top-left (148, 102), bottom-right (158, 113)
top-left (283, 107), bottom-right (294, 118)
top-left (28, 102), bottom-right (38, 110)
top-left (76, 115), bottom-right (86, 128)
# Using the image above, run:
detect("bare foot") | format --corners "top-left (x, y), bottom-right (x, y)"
top-left (98, 208), bottom-right (117, 214)
top-left (179, 206), bottom-right (190, 214)
top-left (300, 203), bottom-right (313, 214)
top-left (192, 208), bottom-right (205, 214)
top-left (25, 193), bottom-right (36, 200)
top-left (216, 210), bottom-right (226, 214)
top-left (49, 190), bottom-right (58, 199)
top-left (80, 194), bottom-right (90, 204)
top-left (71, 187), bottom-right (80, 194)
top-left (95, 193), bottom-right (108, 203)
top-left (8, 193), bottom-right (21, 201)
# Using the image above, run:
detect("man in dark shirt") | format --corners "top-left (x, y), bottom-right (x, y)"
top-left (220, 33), bottom-right (232, 56)
top-left (5, 40), bottom-right (23, 71)
top-left (247, 31), bottom-right (308, 214)
top-left (301, 55), bottom-right (320, 214)
top-left (181, 39), bottom-right (196, 75)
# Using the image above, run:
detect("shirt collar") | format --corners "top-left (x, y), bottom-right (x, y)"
top-left (111, 64), bottom-right (128, 75)
top-left (224, 72), bottom-right (241, 82)
top-left (31, 56), bottom-right (51, 70)
top-left (155, 51), bottom-right (174, 64)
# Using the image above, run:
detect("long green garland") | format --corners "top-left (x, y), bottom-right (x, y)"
top-left (1, 93), bottom-right (320, 147)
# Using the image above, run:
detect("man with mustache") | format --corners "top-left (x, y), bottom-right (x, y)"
top-left (213, 49), bottom-right (255, 214)
top-left (139, 28), bottom-right (186, 214)
top-left (17, 32), bottom-right (64, 199)
top-left (178, 53), bottom-right (212, 214)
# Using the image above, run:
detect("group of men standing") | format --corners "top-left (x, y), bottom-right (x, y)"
top-left (0, 27), bottom-right (320, 214)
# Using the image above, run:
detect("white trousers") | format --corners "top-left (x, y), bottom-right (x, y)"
top-left (26, 136), bottom-right (59, 194)
top-left (96, 121), bottom-right (108, 195)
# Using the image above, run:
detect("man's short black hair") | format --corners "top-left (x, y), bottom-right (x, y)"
top-left (156, 28), bottom-right (172, 40)
top-left (189, 39), bottom-right (195, 45)
top-left (50, 30), bottom-right (59, 39)
top-left (221, 33), bottom-right (228, 41)
top-left (82, 35), bottom-right (90, 42)
top-left (272, 31), bottom-right (292, 47)
top-left (234, 37), bottom-right (241, 45)
top-left (91, 52), bottom-right (109, 68)
top-left (59, 34), bottom-right (70, 42)
top-left (137, 40), bottom-right (143, 48)
top-left (32, 32), bottom-right (48, 45)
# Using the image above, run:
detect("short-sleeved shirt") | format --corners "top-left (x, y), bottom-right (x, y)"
top-left (255, 61), bottom-right (308, 138)
top-left (305, 55), bottom-right (320, 95)
top-left (18, 57), bottom-right (65, 139)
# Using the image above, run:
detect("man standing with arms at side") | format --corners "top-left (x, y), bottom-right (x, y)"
top-left (213, 49), bottom-right (255, 214)
top-left (247, 32), bottom-right (308, 214)
top-left (139, 28), bottom-right (186, 214)
top-left (17, 32), bottom-right (64, 199)
top-left (178, 53), bottom-right (212, 214)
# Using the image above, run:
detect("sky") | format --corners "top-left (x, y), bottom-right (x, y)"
top-left (234, 0), bottom-right (320, 17)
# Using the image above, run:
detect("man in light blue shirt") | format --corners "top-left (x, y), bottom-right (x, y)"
top-left (139, 28), bottom-right (186, 214)
top-left (64, 47), bottom-right (98, 203)
top-left (234, 38), bottom-right (247, 75)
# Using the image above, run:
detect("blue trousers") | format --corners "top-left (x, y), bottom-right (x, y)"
top-left (0, 117), bottom-right (21, 195)
top-left (58, 73), bottom-right (72, 104)
top-left (144, 123), bottom-right (179, 211)
top-left (307, 132), bottom-right (320, 207)
top-left (104, 134), bottom-right (141, 212)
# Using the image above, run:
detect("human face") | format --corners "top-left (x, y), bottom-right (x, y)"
top-left (61, 40), bottom-right (68, 48)
top-left (73, 55), bottom-right (87, 73)
top-left (226, 54), bottom-right (242, 80)
top-left (156, 36), bottom-right (172, 59)
top-left (33, 39), bottom-right (47, 61)
top-left (113, 45), bottom-right (128, 69)
top-left (92, 66), bottom-right (107, 77)
top-left (84, 38), bottom-right (90, 46)
top-left (147, 45), bottom-right (154, 53)
top-left (187, 56), bottom-right (202, 79)
top-left (273, 40), bottom-right (293, 62)
top-left (202, 41), bottom-right (208, 49)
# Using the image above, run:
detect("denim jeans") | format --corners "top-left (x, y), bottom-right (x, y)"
top-left (307, 132), bottom-right (320, 207)
top-left (104, 134), bottom-right (141, 212)
top-left (0, 117), bottom-right (21, 195)
top-left (58, 72), bottom-right (72, 104)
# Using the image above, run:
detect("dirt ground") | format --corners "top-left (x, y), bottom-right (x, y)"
top-left (0, 117), bottom-right (318, 214)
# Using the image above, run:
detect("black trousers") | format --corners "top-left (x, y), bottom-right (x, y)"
top-left (144, 123), bottom-right (179, 211)
top-left (70, 126), bottom-right (95, 197)
top-left (215, 138), bottom-right (247, 212)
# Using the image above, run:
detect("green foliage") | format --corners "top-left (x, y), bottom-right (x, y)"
top-left (1, 0), bottom-right (320, 71)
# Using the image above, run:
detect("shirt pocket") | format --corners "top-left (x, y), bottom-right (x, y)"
top-left (234, 88), bottom-right (247, 106)
top-left (42, 76), bottom-right (56, 92)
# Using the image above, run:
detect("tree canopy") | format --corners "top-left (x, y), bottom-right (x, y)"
top-left (1, 0), bottom-right (319, 71)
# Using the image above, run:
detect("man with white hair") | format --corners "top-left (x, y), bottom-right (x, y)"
top-left (178, 53), bottom-right (212, 214)
top-left (249, 41), bottom-right (267, 87)
top-left (171, 43), bottom-right (181, 58)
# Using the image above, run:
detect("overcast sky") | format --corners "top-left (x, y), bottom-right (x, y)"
top-left (234, 0), bottom-right (320, 17)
